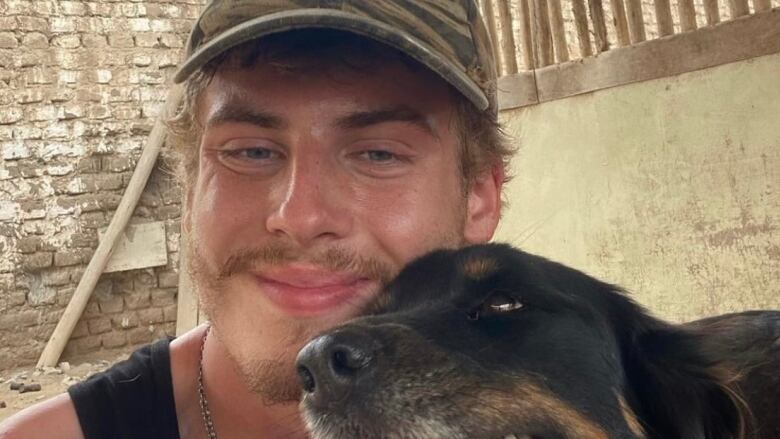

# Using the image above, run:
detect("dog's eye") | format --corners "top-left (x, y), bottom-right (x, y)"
top-left (485, 292), bottom-right (523, 313)
top-left (468, 292), bottom-right (523, 321)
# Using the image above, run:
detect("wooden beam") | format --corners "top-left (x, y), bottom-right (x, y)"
top-left (703, 0), bottom-right (721, 25)
top-left (533, 0), bottom-right (555, 66)
top-left (518, 0), bottom-right (536, 69)
top-left (754, 0), bottom-right (771, 12)
top-left (728, 0), bottom-right (750, 18)
top-left (625, 0), bottom-right (647, 43)
top-left (497, 9), bottom-right (780, 109)
top-left (480, 0), bottom-right (503, 74)
top-left (496, 0), bottom-right (519, 74)
top-left (548, 0), bottom-right (570, 61)
top-left (589, 0), bottom-right (610, 52)
top-left (678, 0), bottom-right (698, 32)
top-left (655, 0), bottom-right (676, 36)
top-left (175, 230), bottom-right (198, 336)
top-left (497, 71), bottom-right (539, 109)
top-left (571, 0), bottom-right (593, 57)
top-left (36, 85), bottom-right (184, 368)
top-left (609, 0), bottom-right (631, 46)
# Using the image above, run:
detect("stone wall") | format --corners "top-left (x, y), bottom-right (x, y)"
top-left (0, 1), bottom-right (203, 370)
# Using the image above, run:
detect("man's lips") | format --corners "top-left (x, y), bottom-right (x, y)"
top-left (253, 266), bottom-right (373, 316)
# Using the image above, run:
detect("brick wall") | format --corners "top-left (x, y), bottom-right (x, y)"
top-left (0, 1), bottom-right (204, 369)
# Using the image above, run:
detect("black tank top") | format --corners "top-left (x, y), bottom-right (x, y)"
top-left (68, 337), bottom-right (180, 439)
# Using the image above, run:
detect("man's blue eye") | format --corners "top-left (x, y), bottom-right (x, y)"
top-left (245, 148), bottom-right (272, 159)
top-left (365, 150), bottom-right (396, 162)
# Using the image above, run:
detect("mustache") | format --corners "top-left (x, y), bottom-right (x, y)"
top-left (217, 245), bottom-right (396, 285)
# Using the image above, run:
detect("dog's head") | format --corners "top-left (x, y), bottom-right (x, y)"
top-left (296, 244), bottom-right (745, 439)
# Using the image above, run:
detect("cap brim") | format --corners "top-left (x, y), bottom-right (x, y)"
top-left (173, 9), bottom-right (489, 111)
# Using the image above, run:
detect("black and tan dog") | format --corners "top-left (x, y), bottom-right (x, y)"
top-left (296, 243), bottom-right (779, 439)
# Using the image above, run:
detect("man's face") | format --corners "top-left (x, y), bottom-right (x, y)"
top-left (185, 51), bottom-right (502, 403)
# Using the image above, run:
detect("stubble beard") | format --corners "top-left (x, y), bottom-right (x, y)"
top-left (186, 235), bottom-right (400, 405)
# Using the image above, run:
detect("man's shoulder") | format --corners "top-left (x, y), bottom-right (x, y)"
top-left (0, 393), bottom-right (84, 439)
top-left (67, 336), bottom-right (180, 439)
top-left (0, 338), bottom-right (172, 439)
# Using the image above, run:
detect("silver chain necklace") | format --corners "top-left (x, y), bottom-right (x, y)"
top-left (198, 325), bottom-right (218, 439)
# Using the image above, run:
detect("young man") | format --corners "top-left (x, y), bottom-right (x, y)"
top-left (1, 1), bottom-right (512, 438)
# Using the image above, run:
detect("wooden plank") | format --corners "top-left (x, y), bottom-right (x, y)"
top-left (36, 85), bottom-right (184, 368)
top-left (625, 0), bottom-right (647, 43)
top-left (518, 0), bottom-right (536, 69)
top-left (532, 9), bottom-right (780, 104)
top-left (655, 0), bottom-right (676, 36)
top-left (589, 0), bottom-right (610, 52)
top-left (497, 71), bottom-right (539, 110)
top-left (728, 0), bottom-right (750, 18)
top-left (678, 0), bottom-right (698, 32)
top-left (548, 0), bottom-right (570, 61)
top-left (703, 0), bottom-right (721, 25)
top-left (533, 0), bottom-right (555, 66)
top-left (496, 0), bottom-right (519, 74)
top-left (480, 0), bottom-right (503, 73)
top-left (754, 0), bottom-right (771, 12)
top-left (175, 231), bottom-right (198, 336)
top-left (571, 0), bottom-right (593, 57)
top-left (99, 222), bottom-right (167, 273)
top-left (609, 0), bottom-right (631, 46)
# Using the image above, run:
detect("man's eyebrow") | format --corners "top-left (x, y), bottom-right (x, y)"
top-left (205, 102), bottom-right (286, 130)
top-left (335, 106), bottom-right (437, 138)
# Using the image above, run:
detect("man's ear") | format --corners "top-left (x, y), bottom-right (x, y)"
top-left (617, 313), bottom-right (746, 439)
top-left (463, 163), bottom-right (504, 244)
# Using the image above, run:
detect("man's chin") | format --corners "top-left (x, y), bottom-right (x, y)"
top-left (242, 358), bottom-right (303, 405)
top-left (217, 329), bottom-right (306, 405)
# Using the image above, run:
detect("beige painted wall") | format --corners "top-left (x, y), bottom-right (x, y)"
top-left (495, 53), bottom-right (780, 322)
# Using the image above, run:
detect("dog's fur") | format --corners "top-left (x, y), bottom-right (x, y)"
top-left (298, 243), bottom-right (779, 439)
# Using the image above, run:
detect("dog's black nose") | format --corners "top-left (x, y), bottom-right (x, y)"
top-left (296, 329), bottom-right (377, 407)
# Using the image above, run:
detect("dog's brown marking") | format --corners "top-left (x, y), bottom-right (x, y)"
top-left (616, 392), bottom-right (646, 438)
top-left (462, 256), bottom-right (499, 280)
top-left (472, 378), bottom-right (610, 439)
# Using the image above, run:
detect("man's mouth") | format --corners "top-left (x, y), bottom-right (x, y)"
top-left (254, 265), bottom-right (374, 317)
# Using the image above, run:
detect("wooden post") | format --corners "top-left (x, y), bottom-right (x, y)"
top-left (654, 0), bottom-right (675, 36)
top-left (533, 0), bottom-right (555, 66)
top-left (480, 0), bottom-right (503, 74)
top-left (728, 0), bottom-right (750, 18)
top-left (175, 229), bottom-right (199, 336)
top-left (496, 0), bottom-right (519, 74)
top-left (589, 0), bottom-right (610, 52)
top-left (571, 0), bottom-right (593, 57)
top-left (36, 85), bottom-right (184, 368)
top-left (548, 0), bottom-right (570, 61)
top-left (678, 0), bottom-right (698, 32)
top-left (518, 0), bottom-right (536, 69)
top-left (625, 0), bottom-right (647, 43)
top-left (753, 0), bottom-right (771, 12)
top-left (609, 0), bottom-right (631, 46)
top-left (703, 0), bottom-right (721, 25)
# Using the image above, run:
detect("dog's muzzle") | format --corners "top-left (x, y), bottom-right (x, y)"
top-left (296, 328), bottom-right (378, 409)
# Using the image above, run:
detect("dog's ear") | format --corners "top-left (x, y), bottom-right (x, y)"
top-left (609, 297), bottom-right (747, 439)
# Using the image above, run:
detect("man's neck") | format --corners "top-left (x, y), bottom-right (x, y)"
top-left (171, 325), bottom-right (309, 439)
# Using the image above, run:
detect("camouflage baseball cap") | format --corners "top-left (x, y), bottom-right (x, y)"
top-left (173, 0), bottom-right (498, 114)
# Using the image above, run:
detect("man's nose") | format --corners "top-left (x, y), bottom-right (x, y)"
top-left (265, 157), bottom-right (352, 246)
top-left (296, 329), bottom-right (379, 409)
